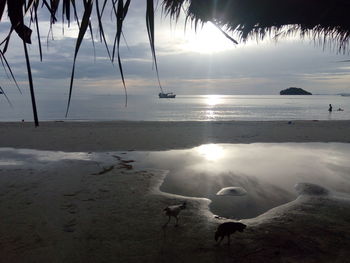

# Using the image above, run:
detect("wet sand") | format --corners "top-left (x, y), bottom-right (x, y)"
top-left (0, 121), bottom-right (350, 262)
top-left (1, 120), bottom-right (350, 151)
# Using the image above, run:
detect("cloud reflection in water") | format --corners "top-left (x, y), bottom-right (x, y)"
top-left (130, 143), bottom-right (350, 219)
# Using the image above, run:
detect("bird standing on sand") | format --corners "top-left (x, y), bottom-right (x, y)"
top-left (163, 202), bottom-right (186, 227)
top-left (215, 222), bottom-right (246, 245)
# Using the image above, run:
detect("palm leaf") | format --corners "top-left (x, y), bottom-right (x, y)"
top-left (0, 0), bottom-right (6, 21)
top-left (100, 0), bottom-right (109, 18)
top-left (112, 0), bottom-right (131, 107)
top-left (23, 40), bottom-right (39, 126)
top-left (88, 21), bottom-right (96, 60)
top-left (70, 0), bottom-right (80, 27)
top-left (42, 0), bottom-right (57, 23)
top-left (212, 22), bottom-right (238, 44)
top-left (0, 86), bottom-right (13, 107)
top-left (0, 54), bottom-right (10, 79)
top-left (146, 0), bottom-right (163, 92)
top-left (7, 0), bottom-right (32, 44)
top-left (63, 0), bottom-right (70, 25)
top-left (33, 1), bottom-right (43, 61)
top-left (65, 0), bottom-right (93, 117)
top-left (95, 0), bottom-right (112, 61)
top-left (0, 50), bottom-right (22, 94)
top-left (0, 0), bottom-right (168, 123)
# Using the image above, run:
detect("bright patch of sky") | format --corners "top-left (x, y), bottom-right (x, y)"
top-left (1, 0), bottom-right (350, 104)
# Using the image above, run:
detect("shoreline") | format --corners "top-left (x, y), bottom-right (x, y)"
top-left (1, 121), bottom-right (350, 262)
top-left (1, 120), bottom-right (350, 152)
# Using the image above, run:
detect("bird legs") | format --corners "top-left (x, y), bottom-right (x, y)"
top-left (163, 216), bottom-right (171, 228)
top-left (215, 235), bottom-right (231, 246)
top-left (163, 215), bottom-right (179, 228)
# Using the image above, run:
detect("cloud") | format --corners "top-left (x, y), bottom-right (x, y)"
top-left (2, 0), bottom-right (350, 101)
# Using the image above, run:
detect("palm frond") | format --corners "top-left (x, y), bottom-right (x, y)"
top-left (23, 40), bottom-right (39, 126)
top-left (146, 0), bottom-right (163, 93)
top-left (2, 0), bottom-right (350, 126)
top-left (95, 0), bottom-right (112, 61)
top-left (33, 1), bottom-right (43, 61)
top-left (0, 50), bottom-right (22, 94)
top-left (65, 0), bottom-right (93, 117)
top-left (0, 0), bottom-right (6, 21)
top-left (0, 86), bottom-right (13, 107)
top-left (7, 0), bottom-right (32, 44)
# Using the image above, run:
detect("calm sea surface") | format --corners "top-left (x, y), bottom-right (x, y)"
top-left (1, 94), bottom-right (350, 121)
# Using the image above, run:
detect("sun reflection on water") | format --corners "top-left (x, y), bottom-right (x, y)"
top-left (196, 144), bottom-right (224, 161)
top-left (205, 110), bottom-right (215, 119)
top-left (205, 95), bottom-right (222, 106)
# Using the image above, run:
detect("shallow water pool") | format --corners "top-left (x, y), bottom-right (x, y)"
top-left (1, 143), bottom-right (350, 219)
top-left (129, 143), bottom-right (350, 219)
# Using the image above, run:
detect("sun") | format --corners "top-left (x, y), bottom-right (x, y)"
top-left (181, 23), bottom-right (236, 54)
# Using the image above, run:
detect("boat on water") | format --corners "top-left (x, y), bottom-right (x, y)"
top-left (159, 92), bottom-right (176, 98)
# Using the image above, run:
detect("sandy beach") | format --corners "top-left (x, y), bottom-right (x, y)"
top-left (1, 121), bottom-right (350, 262)
top-left (1, 120), bottom-right (350, 151)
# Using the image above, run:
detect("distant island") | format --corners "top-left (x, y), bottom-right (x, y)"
top-left (280, 87), bottom-right (312, 95)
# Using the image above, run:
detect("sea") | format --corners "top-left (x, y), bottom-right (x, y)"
top-left (1, 94), bottom-right (350, 122)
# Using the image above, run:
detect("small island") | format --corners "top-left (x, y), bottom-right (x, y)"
top-left (280, 87), bottom-right (312, 95)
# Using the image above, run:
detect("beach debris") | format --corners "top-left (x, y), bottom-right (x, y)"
top-left (119, 162), bottom-right (133, 170)
top-left (163, 201), bottom-right (186, 227)
top-left (122, 160), bottom-right (134, 164)
top-left (63, 192), bottom-right (79, 197)
top-left (112, 155), bottom-right (121, 160)
top-left (93, 165), bottom-right (115, 175)
top-left (294, 182), bottom-right (329, 196)
top-left (216, 187), bottom-right (247, 196)
top-left (215, 222), bottom-right (246, 246)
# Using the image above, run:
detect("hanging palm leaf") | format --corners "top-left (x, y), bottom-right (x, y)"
top-left (65, 0), bottom-right (93, 117)
top-left (1, 0), bottom-right (350, 126)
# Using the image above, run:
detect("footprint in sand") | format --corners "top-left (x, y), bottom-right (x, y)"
top-left (61, 202), bottom-right (78, 214)
top-left (63, 218), bottom-right (77, 233)
top-left (63, 191), bottom-right (79, 197)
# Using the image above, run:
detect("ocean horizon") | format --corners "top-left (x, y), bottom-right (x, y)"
top-left (1, 94), bottom-right (350, 122)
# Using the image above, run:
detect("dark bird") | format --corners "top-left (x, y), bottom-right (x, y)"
top-left (215, 222), bottom-right (246, 245)
top-left (163, 201), bottom-right (186, 227)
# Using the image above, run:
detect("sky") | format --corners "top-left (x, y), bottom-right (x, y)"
top-left (1, 0), bottom-right (350, 104)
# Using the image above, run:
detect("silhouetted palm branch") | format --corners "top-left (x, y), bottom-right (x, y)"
top-left (1, 0), bottom-right (350, 126)
top-left (0, 0), bottom-right (161, 126)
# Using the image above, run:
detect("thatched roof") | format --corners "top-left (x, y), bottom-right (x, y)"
top-left (162, 0), bottom-right (350, 52)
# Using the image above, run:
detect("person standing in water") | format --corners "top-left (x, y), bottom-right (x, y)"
top-left (329, 104), bottom-right (333, 112)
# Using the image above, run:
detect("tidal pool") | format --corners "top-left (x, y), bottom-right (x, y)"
top-left (1, 143), bottom-right (350, 220)
top-left (129, 143), bottom-right (350, 219)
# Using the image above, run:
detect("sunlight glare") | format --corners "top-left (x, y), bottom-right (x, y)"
top-left (205, 110), bottom-right (215, 119)
top-left (196, 144), bottom-right (224, 161)
top-left (205, 95), bottom-right (223, 106)
top-left (181, 23), bottom-right (235, 54)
